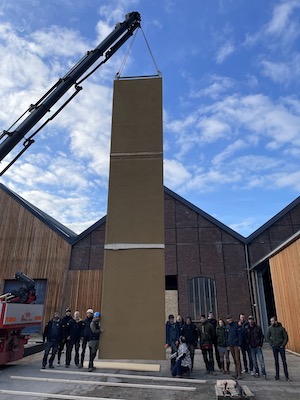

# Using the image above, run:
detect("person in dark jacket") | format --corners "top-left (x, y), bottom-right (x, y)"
top-left (88, 311), bottom-right (103, 372)
top-left (176, 315), bottom-right (184, 331)
top-left (246, 315), bottom-right (266, 379)
top-left (238, 313), bottom-right (253, 374)
top-left (165, 314), bottom-right (180, 370)
top-left (216, 318), bottom-right (230, 374)
top-left (226, 315), bottom-right (242, 379)
top-left (42, 311), bottom-right (62, 369)
top-left (267, 316), bottom-right (290, 381)
top-left (208, 311), bottom-right (221, 370)
top-left (180, 316), bottom-right (198, 371)
top-left (79, 308), bottom-right (94, 368)
top-left (198, 314), bottom-right (215, 374)
top-left (57, 307), bottom-right (73, 366)
top-left (65, 311), bottom-right (83, 367)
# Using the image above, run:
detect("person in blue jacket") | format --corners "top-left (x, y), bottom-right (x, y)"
top-left (226, 314), bottom-right (242, 379)
top-left (165, 314), bottom-right (180, 369)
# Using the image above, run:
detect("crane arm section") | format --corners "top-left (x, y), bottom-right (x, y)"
top-left (0, 11), bottom-right (141, 174)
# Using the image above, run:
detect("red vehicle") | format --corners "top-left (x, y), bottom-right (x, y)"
top-left (0, 272), bottom-right (43, 365)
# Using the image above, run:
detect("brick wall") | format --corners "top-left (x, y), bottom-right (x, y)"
top-left (247, 203), bottom-right (300, 266)
top-left (164, 192), bottom-right (251, 321)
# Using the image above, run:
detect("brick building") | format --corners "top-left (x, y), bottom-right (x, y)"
top-left (1, 183), bottom-right (300, 353)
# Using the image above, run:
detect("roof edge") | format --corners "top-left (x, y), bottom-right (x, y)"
top-left (245, 195), bottom-right (300, 243)
top-left (164, 186), bottom-right (246, 242)
top-left (0, 183), bottom-right (77, 243)
top-left (71, 215), bottom-right (107, 245)
top-left (249, 229), bottom-right (300, 270)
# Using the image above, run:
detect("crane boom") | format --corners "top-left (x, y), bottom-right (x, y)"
top-left (0, 11), bottom-right (141, 174)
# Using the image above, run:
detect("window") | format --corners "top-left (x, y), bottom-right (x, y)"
top-left (188, 277), bottom-right (217, 321)
top-left (165, 275), bottom-right (177, 290)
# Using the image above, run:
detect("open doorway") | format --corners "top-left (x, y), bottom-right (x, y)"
top-left (165, 275), bottom-right (178, 322)
top-left (261, 262), bottom-right (276, 320)
top-left (255, 260), bottom-right (276, 334)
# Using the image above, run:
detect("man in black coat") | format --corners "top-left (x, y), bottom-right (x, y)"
top-left (245, 315), bottom-right (266, 379)
top-left (79, 308), bottom-right (94, 368)
top-left (198, 314), bottom-right (216, 374)
top-left (180, 317), bottom-right (198, 372)
top-left (42, 311), bottom-right (62, 369)
top-left (57, 307), bottom-right (73, 366)
top-left (65, 311), bottom-right (83, 367)
top-left (208, 311), bottom-right (221, 370)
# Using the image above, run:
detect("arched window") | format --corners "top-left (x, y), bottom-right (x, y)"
top-left (188, 277), bottom-right (217, 321)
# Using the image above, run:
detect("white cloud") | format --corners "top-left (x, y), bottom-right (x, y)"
top-left (190, 75), bottom-right (235, 100)
top-left (4, 154), bottom-right (91, 190)
top-left (196, 118), bottom-right (230, 143)
top-left (165, 92), bottom-right (300, 178)
top-left (166, 114), bottom-right (197, 134)
top-left (259, 54), bottom-right (300, 84)
top-left (164, 159), bottom-right (192, 189)
top-left (164, 89), bottom-right (300, 195)
top-left (212, 139), bottom-right (247, 165)
top-left (271, 170), bottom-right (300, 191)
top-left (30, 27), bottom-right (88, 58)
top-left (244, 0), bottom-right (300, 50)
top-left (215, 41), bottom-right (235, 64)
top-left (229, 217), bottom-right (256, 236)
top-left (265, 0), bottom-right (300, 36)
top-left (203, 94), bottom-right (300, 149)
top-left (0, 20), bottom-right (117, 181)
top-left (185, 168), bottom-right (242, 193)
top-left (14, 188), bottom-right (102, 233)
top-left (260, 59), bottom-right (290, 84)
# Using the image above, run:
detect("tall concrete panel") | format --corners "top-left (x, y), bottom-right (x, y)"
top-left (100, 77), bottom-right (165, 359)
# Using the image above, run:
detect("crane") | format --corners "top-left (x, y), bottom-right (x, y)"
top-left (0, 11), bottom-right (141, 175)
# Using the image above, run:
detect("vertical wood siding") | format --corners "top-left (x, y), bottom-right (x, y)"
top-left (269, 238), bottom-right (300, 353)
top-left (66, 270), bottom-right (103, 316)
top-left (0, 191), bottom-right (72, 326)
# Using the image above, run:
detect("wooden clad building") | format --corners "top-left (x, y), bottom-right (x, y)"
top-left (250, 232), bottom-right (300, 354)
top-left (0, 184), bottom-right (73, 326)
top-left (0, 184), bottom-right (103, 327)
top-left (269, 236), bottom-right (300, 354)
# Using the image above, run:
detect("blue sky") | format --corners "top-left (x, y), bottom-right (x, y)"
top-left (0, 0), bottom-right (300, 237)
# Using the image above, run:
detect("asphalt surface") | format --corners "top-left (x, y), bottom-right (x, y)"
top-left (0, 345), bottom-right (299, 399)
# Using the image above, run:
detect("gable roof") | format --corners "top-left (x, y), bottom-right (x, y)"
top-left (1, 183), bottom-right (300, 247)
top-left (72, 186), bottom-right (247, 244)
top-left (72, 215), bottom-right (106, 245)
top-left (0, 183), bottom-right (77, 243)
top-left (249, 228), bottom-right (300, 270)
top-left (164, 187), bottom-right (246, 242)
top-left (244, 195), bottom-right (300, 244)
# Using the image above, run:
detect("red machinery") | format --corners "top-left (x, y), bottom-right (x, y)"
top-left (0, 272), bottom-right (43, 365)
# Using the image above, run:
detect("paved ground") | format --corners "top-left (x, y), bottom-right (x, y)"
top-left (0, 345), bottom-right (299, 399)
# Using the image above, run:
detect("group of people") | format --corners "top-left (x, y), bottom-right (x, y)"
top-left (166, 312), bottom-right (291, 381)
top-left (42, 308), bottom-right (103, 372)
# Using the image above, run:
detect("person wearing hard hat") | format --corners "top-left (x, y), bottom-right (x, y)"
top-left (79, 308), bottom-right (94, 368)
top-left (88, 311), bottom-right (104, 372)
